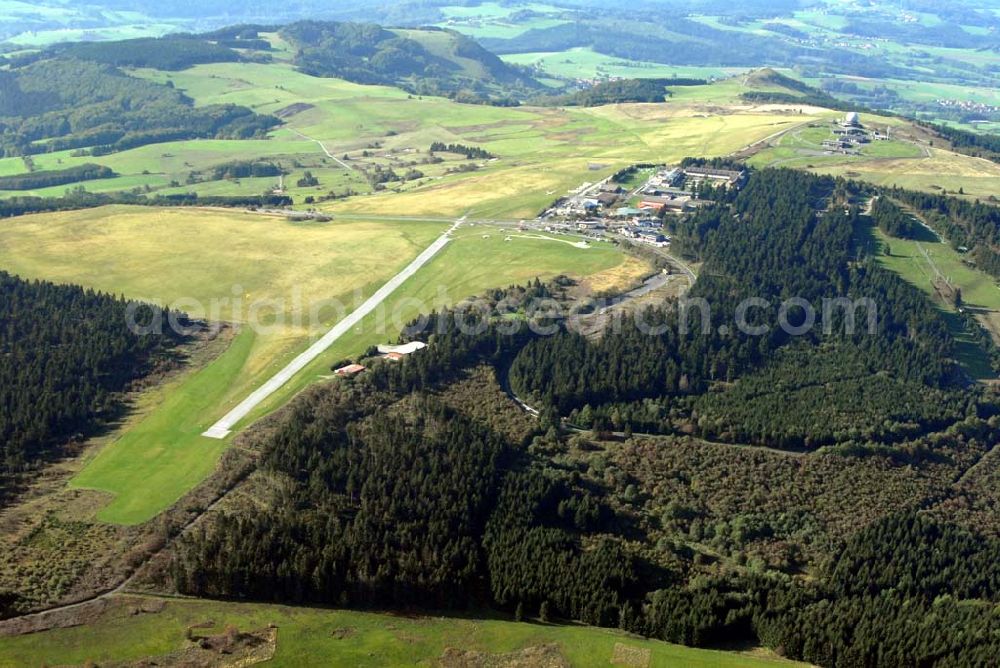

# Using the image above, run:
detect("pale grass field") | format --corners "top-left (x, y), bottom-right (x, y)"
top-left (815, 148), bottom-right (1000, 200)
top-left (0, 207), bottom-right (628, 523)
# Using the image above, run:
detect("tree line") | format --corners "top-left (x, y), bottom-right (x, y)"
top-left (870, 196), bottom-right (921, 239)
top-left (536, 78), bottom-right (701, 107)
top-left (0, 164), bottom-right (115, 191)
top-left (921, 120), bottom-right (1000, 162)
top-left (888, 185), bottom-right (1000, 280)
top-left (429, 142), bottom-right (495, 159)
top-left (30, 35), bottom-right (242, 72)
top-left (0, 271), bottom-right (184, 504)
top-left (0, 190), bottom-right (292, 219)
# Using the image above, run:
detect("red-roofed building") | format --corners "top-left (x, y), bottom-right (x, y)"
top-left (335, 363), bottom-right (366, 376)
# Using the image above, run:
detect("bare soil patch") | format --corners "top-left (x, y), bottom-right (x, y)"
top-left (439, 643), bottom-right (570, 668)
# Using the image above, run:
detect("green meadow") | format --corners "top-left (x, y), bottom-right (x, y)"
top-left (502, 47), bottom-right (746, 81)
top-left (436, 1), bottom-right (570, 39)
top-left (871, 225), bottom-right (1000, 380)
top-left (0, 595), bottom-right (803, 667)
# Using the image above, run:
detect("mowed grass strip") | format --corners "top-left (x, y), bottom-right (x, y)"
top-left (70, 328), bottom-right (255, 524)
top-left (0, 206), bottom-right (445, 524)
top-left (0, 595), bottom-right (804, 668)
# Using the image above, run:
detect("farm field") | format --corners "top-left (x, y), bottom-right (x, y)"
top-left (502, 47), bottom-right (746, 81)
top-left (4, 22), bottom-right (178, 46)
top-left (0, 62), bottom-right (824, 215)
top-left (436, 1), bottom-right (570, 39)
top-left (0, 595), bottom-right (803, 668)
top-left (1, 58), bottom-right (993, 215)
top-left (0, 207), bottom-right (630, 523)
top-left (0, 0), bottom-right (181, 45)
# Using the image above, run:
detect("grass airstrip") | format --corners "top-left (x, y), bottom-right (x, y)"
top-left (0, 206), bottom-right (629, 524)
top-left (0, 595), bottom-right (803, 668)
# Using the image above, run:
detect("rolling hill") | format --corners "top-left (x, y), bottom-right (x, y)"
top-left (280, 21), bottom-right (542, 103)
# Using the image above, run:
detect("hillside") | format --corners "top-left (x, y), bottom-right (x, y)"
top-left (165, 172), bottom-right (1000, 666)
top-left (737, 68), bottom-right (854, 109)
top-left (0, 55), bottom-right (277, 157)
top-left (0, 271), bottom-right (183, 505)
top-left (280, 21), bottom-right (542, 103)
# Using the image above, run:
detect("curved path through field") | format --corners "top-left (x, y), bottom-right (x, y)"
top-left (202, 218), bottom-right (463, 439)
top-left (287, 128), bottom-right (355, 170)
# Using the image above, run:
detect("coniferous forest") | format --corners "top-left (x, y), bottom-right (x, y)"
top-left (169, 169), bottom-right (1000, 666)
top-left (0, 271), bottom-right (183, 500)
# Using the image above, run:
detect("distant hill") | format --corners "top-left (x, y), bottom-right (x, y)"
top-left (739, 68), bottom-right (863, 111)
top-left (46, 35), bottom-right (243, 71)
top-left (0, 57), bottom-right (278, 157)
top-left (742, 68), bottom-right (816, 96)
top-left (480, 18), bottom-right (914, 82)
top-left (279, 21), bottom-right (542, 104)
top-left (536, 77), bottom-right (706, 107)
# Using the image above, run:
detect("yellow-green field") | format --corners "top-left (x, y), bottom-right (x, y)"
top-left (0, 62), bottom-right (826, 217)
top-left (3, 58), bottom-right (990, 218)
top-left (502, 46), bottom-right (746, 80)
top-left (0, 206), bottom-right (629, 523)
top-left (814, 148), bottom-right (1000, 201)
top-left (0, 595), bottom-right (803, 668)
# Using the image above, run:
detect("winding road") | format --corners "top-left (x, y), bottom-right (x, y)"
top-left (202, 218), bottom-right (463, 439)
top-left (288, 128), bottom-right (355, 171)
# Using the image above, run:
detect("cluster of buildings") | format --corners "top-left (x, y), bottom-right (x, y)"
top-left (821, 112), bottom-right (889, 153)
top-left (546, 165), bottom-right (746, 221)
top-left (934, 98), bottom-right (1000, 121)
top-left (539, 163), bottom-right (747, 248)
